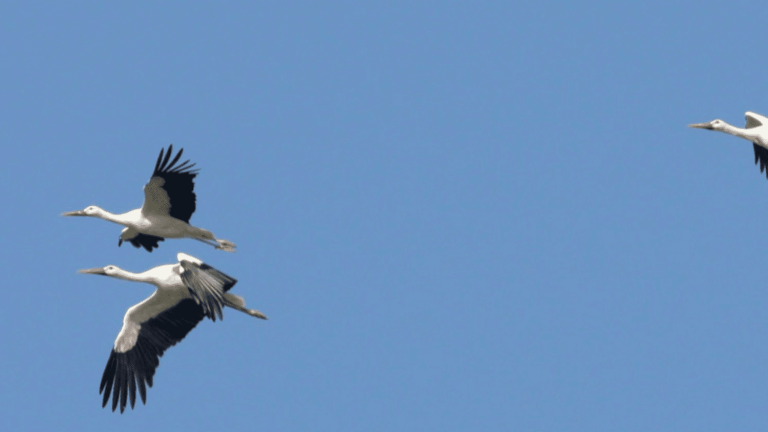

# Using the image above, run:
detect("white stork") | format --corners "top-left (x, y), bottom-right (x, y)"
top-left (63, 145), bottom-right (236, 252)
top-left (79, 252), bottom-right (267, 413)
top-left (690, 111), bottom-right (768, 179)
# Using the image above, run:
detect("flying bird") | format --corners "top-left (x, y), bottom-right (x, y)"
top-left (79, 253), bottom-right (267, 413)
top-left (690, 111), bottom-right (768, 179)
top-left (63, 145), bottom-right (236, 252)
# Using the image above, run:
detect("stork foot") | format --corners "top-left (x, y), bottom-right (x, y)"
top-left (215, 239), bottom-right (237, 252)
top-left (248, 309), bottom-right (268, 320)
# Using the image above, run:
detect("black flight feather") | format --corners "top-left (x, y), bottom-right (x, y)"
top-left (753, 143), bottom-right (768, 180)
top-left (125, 233), bottom-right (165, 252)
top-left (179, 261), bottom-right (238, 322)
top-left (150, 145), bottom-right (200, 223)
top-left (100, 299), bottom-right (205, 413)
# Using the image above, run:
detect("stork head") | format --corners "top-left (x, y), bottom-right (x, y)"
top-left (62, 205), bottom-right (103, 217)
top-left (689, 119), bottom-right (725, 131)
top-left (78, 265), bottom-right (120, 277)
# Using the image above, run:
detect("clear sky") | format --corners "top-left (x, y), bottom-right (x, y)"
top-left (2, 2), bottom-right (768, 431)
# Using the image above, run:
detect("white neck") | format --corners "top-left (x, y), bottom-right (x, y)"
top-left (718, 122), bottom-right (761, 143)
top-left (111, 268), bottom-right (155, 284)
top-left (94, 208), bottom-right (134, 226)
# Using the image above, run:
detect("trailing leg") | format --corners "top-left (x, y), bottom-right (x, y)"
top-left (223, 293), bottom-right (267, 320)
top-left (193, 227), bottom-right (237, 252)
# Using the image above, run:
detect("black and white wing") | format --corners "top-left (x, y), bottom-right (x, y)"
top-left (745, 112), bottom-right (768, 180)
top-left (141, 145), bottom-right (199, 222)
top-left (745, 112), bottom-right (766, 129)
top-left (121, 233), bottom-right (165, 252)
top-left (118, 227), bottom-right (165, 253)
top-left (99, 298), bottom-right (205, 413)
top-left (127, 233), bottom-right (165, 252)
top-left (752, 144), bottom-right (768, 179)
top-left (178, 253), bottom-right (237, 322)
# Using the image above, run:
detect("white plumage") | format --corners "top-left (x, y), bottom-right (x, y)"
top-left (690, 111), bottom-right (768, 179)
top-left (63, 145), bottom-right (236, 252)
top-left (79, 252), bottom-right (266, 413)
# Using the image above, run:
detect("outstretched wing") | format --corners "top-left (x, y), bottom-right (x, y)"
top-left (743, 113), bottom-right (768, 180)
top-left (754, 144), bottom-right (768, 180)
top-left (100, 298), bottom-right (205, 413)
top-left (120, 232), bottom-right (165, 252)
top-left (141, 145), bottom-right (199, 223)
top-left (179, 255), bottom-right (237, 322)
top-left (119, 228), bottom-right (164, 252)
top-left (745, 112), bottom-right (768, 129)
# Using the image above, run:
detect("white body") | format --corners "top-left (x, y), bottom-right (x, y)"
top-left (690, 111), bottom-right (768, 147)
top-left (101, 209), bottom-right (214, 240)
top-left (63, 146), bottom-right (235, 252)
top-left (106, 256), bottom-right (252, 353)
top-left (115, 264), bottom-right (188, 352)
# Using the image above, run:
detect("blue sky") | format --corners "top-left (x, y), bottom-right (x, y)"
top-left (2, 2), bottom-right (768, 431)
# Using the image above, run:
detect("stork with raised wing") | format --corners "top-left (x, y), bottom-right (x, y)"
top-left (63, 145), bottom-right (236, 252)
top-left (690, 111), bottom-right (768, 179)
top-left (79, 253), bottom-right (267, 413)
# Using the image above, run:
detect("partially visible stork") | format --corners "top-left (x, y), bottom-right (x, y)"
top-left (79, 252), bottom-right (267, 413)
top-left (690, 111), bottom-right (768, 179)
top-left (63, 145), bottom-right (236, 252)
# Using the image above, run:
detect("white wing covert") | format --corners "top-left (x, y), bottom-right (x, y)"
top-left (100, 299), bottom-right (205, 413)
top-left (179, 258), bottom-right (238, 321)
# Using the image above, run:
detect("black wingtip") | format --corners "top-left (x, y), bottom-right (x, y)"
top-left (754, 144), bottom-right (768, 179)
top-left (167, 147), bottom-right (183, 169)
top-left (154, 147), bottom-right (165, 173)
top-left (129, 234), bottom-right (165, 252)
top-left (100, 350), bottom-right (117, 408)
top-left (159, 144), bottom-right (173, 171)
top-left (151, 145), bottom-right (198, 179)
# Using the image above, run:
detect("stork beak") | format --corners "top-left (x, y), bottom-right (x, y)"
top-left (62, 210), bottom-right (87, 216)
top-left (78, 267), bottom-right (107, 275)
top-left (688, 122), bottom-right (713, 130)
top-left (118, 239), bottom-right (123, 247)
